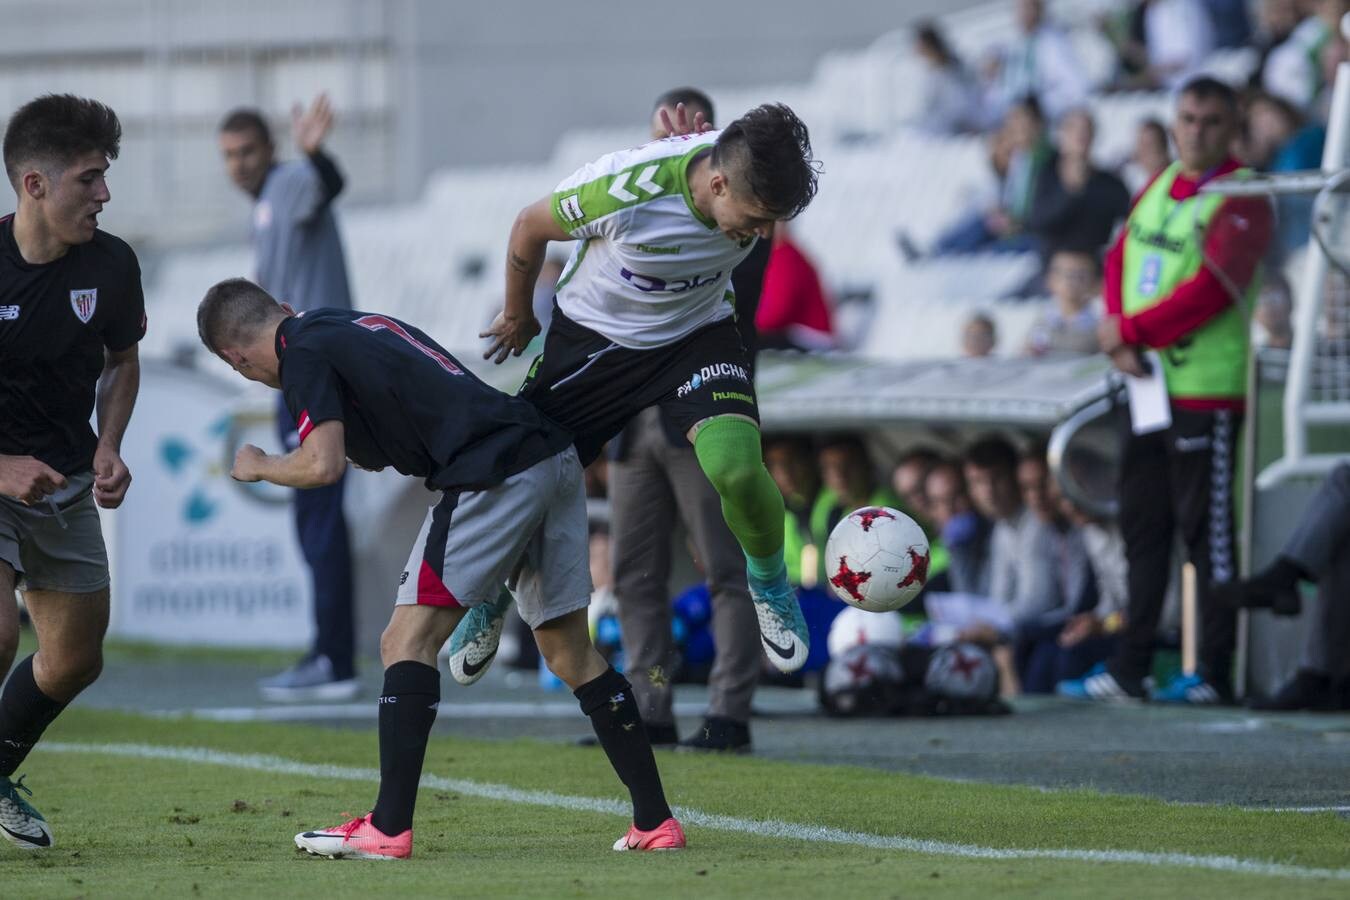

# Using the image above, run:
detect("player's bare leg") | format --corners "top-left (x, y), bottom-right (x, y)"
top-left (296, 604), bottom-right (463, 860)
top-left (0, 586), bottom-right (109, 850)
top-left (534, 609), bottom-right (684, 851)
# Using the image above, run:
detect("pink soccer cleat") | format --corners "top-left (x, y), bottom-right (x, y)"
top-left (612, 817), bottom-right (686, 851)
top-left (294, 812), bottom-right (411, 860)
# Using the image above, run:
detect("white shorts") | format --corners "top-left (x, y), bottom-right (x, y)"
top-left (394, 447), bottom-right (592, 628)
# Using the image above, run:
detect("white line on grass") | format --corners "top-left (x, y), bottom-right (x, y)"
top-left (43, 741), bottom-right (1349, 882)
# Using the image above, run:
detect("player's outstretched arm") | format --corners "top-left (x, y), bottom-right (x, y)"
top-left (232, 419), bottom-right (346, 489)
top-left (482, 196), bottom-right (572, 364)
top-left (93, 344), bottom-right (140, 509)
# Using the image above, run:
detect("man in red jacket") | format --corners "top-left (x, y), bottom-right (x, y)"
top-left (1058, 77), bottom-right (1273, 705)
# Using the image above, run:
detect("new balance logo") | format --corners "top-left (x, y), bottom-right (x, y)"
top-left (0, 305), bottom-right (18, 321)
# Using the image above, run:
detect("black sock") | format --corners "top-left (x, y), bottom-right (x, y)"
top-left (0, 655), bottom-right (68, 777)
top-left (370, 661), bottom-right (440, 835)
top-left (575, 667), bottom-right (672, 831)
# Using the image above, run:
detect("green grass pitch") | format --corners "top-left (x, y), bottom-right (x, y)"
top-left (4, 708), bottom-right (1347, 898)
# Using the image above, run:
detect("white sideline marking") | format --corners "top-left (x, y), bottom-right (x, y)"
top-left (147, 701), bottom-right (711, 722)
top-left (41, 741), bottom-right (1350, 882)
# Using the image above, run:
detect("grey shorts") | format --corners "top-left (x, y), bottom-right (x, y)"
top-left (0, 472), bottom-right (110, 594)
top-left (394, 447), bottom-right (592, 628)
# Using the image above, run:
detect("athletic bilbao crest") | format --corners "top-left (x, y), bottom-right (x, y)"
top-left (70, 288), bottom-right (98, 323)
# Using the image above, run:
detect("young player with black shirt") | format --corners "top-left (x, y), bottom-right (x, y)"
top-left (0, 95), bottom-right (145, 850)
top-left (196, 278), bottom-right (683, 859)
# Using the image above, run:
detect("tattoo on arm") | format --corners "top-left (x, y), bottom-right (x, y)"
top-left (509, 252), bottom-right (531, 274)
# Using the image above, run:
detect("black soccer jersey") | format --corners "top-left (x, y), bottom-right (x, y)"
top-left (277, 309), bottom-right (571, 492)
top-left (0, 214), bottom-right (147, 475)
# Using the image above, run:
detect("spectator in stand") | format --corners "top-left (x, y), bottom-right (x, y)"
top-left (1053, 482), bottom-right (1127, 683)
top-left (910, 21), bottom-right (982, 136)
top-left (817, 435), bottom-right (899, 534)
top-left (1263, 0), bottom-right (1349, 115)
top-left (962, 313), bottom-right (998, 357)
top-left (1123, 119), bottom-right (1173, 196)
top-left (924, 458), bottom-right (994, 596)
top-left (890, 447), bottom-right (949, 588)
top-left (1250, 0), bottom-right (1303, 95)
top-left (1025, 109), bottom-right (1130, 262)
top-left (962, 436), bottom-right (1022, 542)
top-left (1142, 0), bottom-right (1219, 89)
top-left (1255, 273), bottom-right (1294, 349)
top-left (1024, 247), bottom-right (1103, 357)
top-left (979, 0), bottom-right (1090, 127)
top-left (1060, 78), bottom-right (1274, 706)
top-left (1204, 0), bottom-right (1254, 49)
top-left (970, 446), bottom-right (1093, 693)
top-left (755, 222), bottom-right (835, 351)
top-left (891, 447), bottom-right (942, 523)
top-left (933, 97), bottom-right (1051, 256)
top-left (764, 434), bottom-right (832, 589)
top-left (1217, 462), bottom-right (1350, 711)
top-left (1243, 91), bottom-right (1326, 255)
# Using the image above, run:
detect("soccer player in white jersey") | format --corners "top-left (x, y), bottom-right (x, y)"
top-left (460, 104), bottom-right (820, 685)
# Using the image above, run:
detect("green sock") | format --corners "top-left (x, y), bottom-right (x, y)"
top-left (745, 549), bottom-right (787, 586)
top-left (692, 416), bottom-right (786, 584)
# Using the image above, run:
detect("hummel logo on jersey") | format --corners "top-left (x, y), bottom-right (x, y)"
top-left (636, 243), bottom-right (681, 255)
top-left (559, 194), bottom-right (585, 222)
top-left (0, 305), bottom-right (18, 320)
top-left (70, 288), bottom-right (97, 324)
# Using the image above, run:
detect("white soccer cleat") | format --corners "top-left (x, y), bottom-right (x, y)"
top-left (447, 592), bottom-right (512, 686)
top-left (748, 574), bottom-right (810, 673)
top-left (0, 775), bottom-right (53, 850)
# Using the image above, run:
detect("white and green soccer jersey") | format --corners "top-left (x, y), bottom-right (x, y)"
top-left (550, 131), bottom-right (756, 350)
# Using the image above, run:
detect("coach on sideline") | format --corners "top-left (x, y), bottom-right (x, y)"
top-left (218, 95), bottom-right (358, 702)
top-left (1058, 77), bottom-right (1273, 706)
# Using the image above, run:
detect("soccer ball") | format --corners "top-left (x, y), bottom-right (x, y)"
top-left (824, 506), bottom-right (930, 612)
top-left (827, 606), bottom-right (904, 659)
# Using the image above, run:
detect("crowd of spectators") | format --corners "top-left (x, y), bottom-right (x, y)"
top-left (906, 0), bottom-right (1347, 337)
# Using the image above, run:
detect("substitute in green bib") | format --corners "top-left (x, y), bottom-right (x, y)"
top-left (1057, 77), bottom-right (1273, 706)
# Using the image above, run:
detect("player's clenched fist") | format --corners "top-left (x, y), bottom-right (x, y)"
top-left (231, 443), bottom-right (269, 482)
top-left (0, 454), bottom-right (68, 506)
top-left (92, 445), bottom-right (132, 509)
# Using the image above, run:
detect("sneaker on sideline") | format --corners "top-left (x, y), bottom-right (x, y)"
top-left (1151, 672), bottom-right (1229, 705)
top-left (679, 717), bottom-right (751, 754)
top-left (1056, 663), bottom-right (1146, 703)
top-left (259, 654), bottom-right (360, 703)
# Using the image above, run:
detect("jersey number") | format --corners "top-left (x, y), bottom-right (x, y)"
top-left (354, 315), bottom-right (462, 375)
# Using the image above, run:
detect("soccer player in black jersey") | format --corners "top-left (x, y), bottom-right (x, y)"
top-left (196, 279), bottom-right (683, 858)
top-left (0, 95), bottom-right (146, 850)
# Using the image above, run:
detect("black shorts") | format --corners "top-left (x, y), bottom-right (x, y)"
top-left (519, 304), bottom-right (759, 465)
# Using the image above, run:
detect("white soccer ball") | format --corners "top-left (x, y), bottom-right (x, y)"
top-left (827, 605), bottom-right (904, 658)
top-left (824, 506), bottom-right (930, 612)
